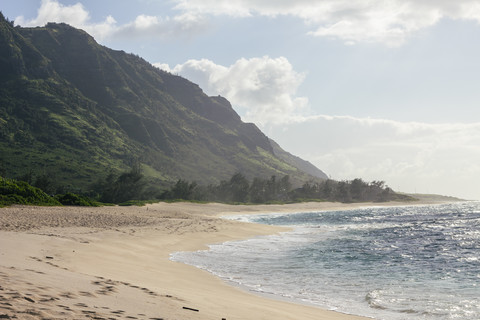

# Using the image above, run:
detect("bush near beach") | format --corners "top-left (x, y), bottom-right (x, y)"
top-left (0, 176), bottom-right (102, 207)
top-left (54, 193), bottom-right (100, 207)
top-left (0, 176), bottom-right (60, 207)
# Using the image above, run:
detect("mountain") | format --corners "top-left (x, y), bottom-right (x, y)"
top-left (0, 13), bottom-right (326, 193)
top-left (269, 139), bottom-right (328, 180)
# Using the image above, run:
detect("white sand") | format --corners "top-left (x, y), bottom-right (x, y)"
top-left (0, 201), bottom-right (437, 320)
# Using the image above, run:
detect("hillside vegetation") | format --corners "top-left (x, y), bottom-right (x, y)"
top-left (0, 13), bottom-right (327, 196)
top-left (0, 176), bottom-right (60, 207)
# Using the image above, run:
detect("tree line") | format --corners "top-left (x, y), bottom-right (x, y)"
top-left (291, 178), bottom-right (401, 203)
top-left (159, 173), bottom-right (410, 203)
top-left (159, 173), bottom-right (292, 203)
top-left (9, 163), bottom-right (146, 204)
top-left (5, 164), bottom-right (412, 205)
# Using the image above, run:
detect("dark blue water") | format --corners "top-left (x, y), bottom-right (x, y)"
top-left (172, 202), bottom-right (480, 319)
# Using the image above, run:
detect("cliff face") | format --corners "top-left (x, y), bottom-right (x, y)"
top-left (0, 14), bottom-right (325, 189)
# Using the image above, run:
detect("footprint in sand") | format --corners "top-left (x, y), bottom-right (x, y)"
top-left (81, 310), bottom-right (97, 315)
top-left (38, 296), bottom-right (57, 303)
top-left (29, 256), bottom-right (42, 262)
top-left (24, 269), bottom-right (46, 275)
top-left (57, 304), bottom-right (73, 311)
top-left (0, 301), bottom-right (13, 310)
top-left (79, 291), bottom-right (96, 297)
top-left (95, 285), bottom-right (117, 296)
top-left (141, 288), bottom-right (158, 296)
top-left (74, 302), bottom-right (88, 308)
top-left (45, 261), bottom-right (66, 270)
top-left (59, 292), bottom-right (77, 299)
top-left (111, 310), bottom-right (125, 314)
top-left (5, 292), bottom-right (22, 299)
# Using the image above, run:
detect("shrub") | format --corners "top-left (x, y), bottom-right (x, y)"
top-left (0, 176), bottom-right (61, 206)
top-left (55, 192), bottom-right (99, 206)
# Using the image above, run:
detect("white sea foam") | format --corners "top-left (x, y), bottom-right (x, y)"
top-left (172, 202), bottom-right (480, 320)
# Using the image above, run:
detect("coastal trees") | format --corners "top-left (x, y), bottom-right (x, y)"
top-left (228, 173), bottom-right (250, 203)
top-left (7, 164), bottom-right (409, 205)
top-left (158, 172), bottom-right (407, 204)
top-left (160, 179), bottom-right (198, 200)
top-left (2, 168), bottom-right (411, 206)
top-left (93, 163), bottom-right (145, 203)
top-left (33, 173), bottom-right (56, 195)
top-left (249, 177), bottom-right (266, 203)
top-left (159, 173), bottom-right (294, 203)
top-left (290, 178), bottom-right (404, 203)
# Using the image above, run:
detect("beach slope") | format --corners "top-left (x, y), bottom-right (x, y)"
top-left (0, 202), bottom-right (414, 319)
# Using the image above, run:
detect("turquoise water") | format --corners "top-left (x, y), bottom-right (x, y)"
top-left (171, 202), bottom-right (480, 319)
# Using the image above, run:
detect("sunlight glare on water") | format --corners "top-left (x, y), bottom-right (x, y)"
top-left (171, 202), bottom-right (480, 320)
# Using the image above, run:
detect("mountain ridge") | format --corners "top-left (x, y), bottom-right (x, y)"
top-left (0, 14), bottom-right (327, 193)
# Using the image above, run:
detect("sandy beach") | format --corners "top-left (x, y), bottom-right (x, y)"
top-left (0, 201), bottom-right (436, 320)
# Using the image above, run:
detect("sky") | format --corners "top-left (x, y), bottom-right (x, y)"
top-left (3, 0), bottom-right (480, 199)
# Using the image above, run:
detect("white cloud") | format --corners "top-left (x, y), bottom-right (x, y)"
top-left (267, 115), bottom-right (480, 199)
top-left (18, 0), bottom-right (480, 46)
top-left (173, 0), bottom-right (480, 46)
top-left (111, 12), bottom-right (207, 40)
top-left (156, 55), bottom-right (480, 199)
top-left (157, 56), bottom-right (309, 126)
top-left (15, 0), bottom-right (207, 42)
top-left (16, 0), bottom-right (89, 26)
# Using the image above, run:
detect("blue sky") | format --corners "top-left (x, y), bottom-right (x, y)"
top-left (3, 0), bottom-right (480, 199)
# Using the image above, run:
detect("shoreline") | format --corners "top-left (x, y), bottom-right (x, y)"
top-left (0, 201), bottom-right (449, 319)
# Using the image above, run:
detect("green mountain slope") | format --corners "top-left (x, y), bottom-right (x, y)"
top-left (269, 139), bottom-right (328, 180)
top-left (0, 13), bottom-right (325, 192)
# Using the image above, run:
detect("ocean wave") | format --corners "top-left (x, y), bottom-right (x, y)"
top-left (174, 202), bottom-right (480, 320)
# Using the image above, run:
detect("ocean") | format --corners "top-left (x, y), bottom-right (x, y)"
top-left (171, 202), bottom-right (480, 319)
